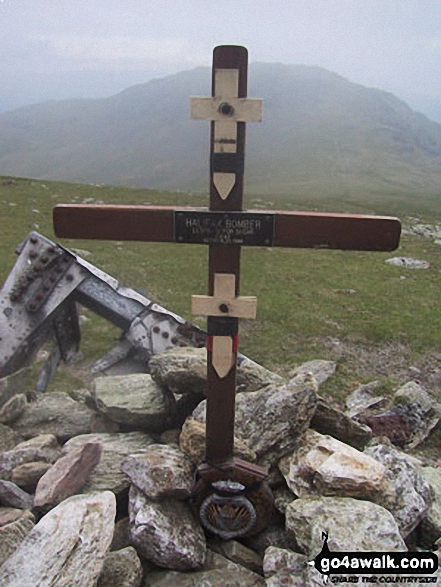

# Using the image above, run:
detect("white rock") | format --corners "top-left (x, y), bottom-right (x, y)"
top-left (386, 257), bottom-right (430, 269)
top-left (279, 430), bottom-right (385, 499)
top-left (0, 491), bottom-right (116, 587)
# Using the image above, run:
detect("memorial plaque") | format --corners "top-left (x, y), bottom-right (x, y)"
top-left (174, 210), bottom-right (274, 246)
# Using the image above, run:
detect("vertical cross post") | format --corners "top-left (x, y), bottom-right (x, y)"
top-left (190, 45), bottom-right (262, 465)
top-left (189, 45), bottom-right (274, 540)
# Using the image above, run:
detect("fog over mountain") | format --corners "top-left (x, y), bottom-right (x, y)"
top-left (0, 63), bottom-right (440, 200)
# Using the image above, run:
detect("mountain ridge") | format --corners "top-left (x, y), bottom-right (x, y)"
top-left (0, 63), bottom-right (440, 200)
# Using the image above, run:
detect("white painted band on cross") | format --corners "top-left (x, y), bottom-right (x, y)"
top-left (191, 273), bottom-right (257, 319)
top-left (190, 69), bottom-right (263, 200)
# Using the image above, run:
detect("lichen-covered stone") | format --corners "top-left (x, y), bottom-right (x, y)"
top-left (122, 444), bottom-right (194, 500)
top-left (364, 441), bottom-right (432, 537)
top-left (392, 381), bottom-right (441, 448)
top-left (93, 374), bottom-right (175, 432)
top-left (345, 381), bottom-right (387, 418)
top-left (285, 497), bottom-right (406, 556)
top-left (149, 347), bottom-right (207, 396)
top-left (10, 392), bottom-right (95, 441)
top-left (209, 538), bottom-right (263, 575)
top-left (128, 485), bottom-right (206, 571)
top-left (0, 423), bottom-right (22, 453)
top-left (149, 348), bottom-right (283, 397)
top-left (193, 372), bottom-right (317, 466)
top-left (418, 466), bottom-right (441, 547)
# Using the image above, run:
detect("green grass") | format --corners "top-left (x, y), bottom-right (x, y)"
top-left (1, 176), bottom-right (440, 400)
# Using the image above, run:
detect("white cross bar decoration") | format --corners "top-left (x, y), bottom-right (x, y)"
top-left (190, 69), bottom-right (263, 200)
top-left (192, 273), bottom-right (257, 377)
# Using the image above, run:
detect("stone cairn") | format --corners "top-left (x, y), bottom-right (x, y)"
top-left (0, 347), bottom-right (441, 586)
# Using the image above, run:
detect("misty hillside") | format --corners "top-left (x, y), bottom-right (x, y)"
top-left (0, 63), bottom-right (441, 199)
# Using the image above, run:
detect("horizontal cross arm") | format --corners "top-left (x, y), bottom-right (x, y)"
top-left (53, 204), bottom-right (176, 242)
top-left (53, 204), bottom-right (401, 251)
top-left (273, 210), bottom-right (401, 251)
top-left (190, 97), bottom-right (263, 122)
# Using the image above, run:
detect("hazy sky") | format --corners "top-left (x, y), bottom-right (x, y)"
top-left (1, 0), bottom-right (441, 119)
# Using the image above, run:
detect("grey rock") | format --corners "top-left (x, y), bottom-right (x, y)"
top-left (285, 497), bottom-right (406, 556)
top-left (10, 392), bottom-right (95, 441)
top-left (129, 484), bottom-right (206, 571)
top-left (143, 550), bottom-right (265, 586)
top-left (110, 517), bottom-right (131, 552)
top-left (0, 394), bottom-right (26, 424)
top-left (311, 396), bottom-right (372, 450)
top-left (279, 430), bottom-right (385, 500)
top-left (193, 372), bottom-right (317, 466)
top-left (0, 368), bottom-right (29, 408)
top-left (122, 444), bottom-right (194, 500)
top-left (420, 467), bottom-right (441, 547)
top-left (98, 546), bottom-right (143, 587)
top-left (93, 374), bottom-right (175, 432)
top-left (63, 432), bottom-right (154, 495)
top-left (263, 546), bottom-right (307, 586)
top-left (149, 347), bottom-right (207, 396)
top-left (0, 480), bottom-right (33, 510)
top-left (0, 491), bottom-right (116, 587)
top-left (34, 441), bottom-right (103, 508)
top-left (0, 434), bottom-right (61, 481)
top-left (0, 508), bottom-right (35, 566)
top-left (392, 381), bottom-right (441, 448)
top-left (179, 417), bottom-right (256, 465)
top-left (386, 257), bottom-right (430, 269)
top-left (158, 427), bottom-right (181, 446)
top-left (273, 486), bottom-right (296, 515)
top-left (91, 413), bottom-right (121, 433)
top-left (209, 538), bottom-right (263, 575)
top-left (149, 348), bottom-right (283, 397)
top-left (402, 222), bottom-right (441, 242)
top-left (11, 461), bottom-right (53, 493)
top-left (0, 423), bottom-right (22, 452)
top-left (242, 511), bottom-right (299, 557)
top-left (236, 357), bottom-right (284, 393)
top-left (288, 360), bottom-right (337, 387)
top-left (364, 441), bottom-right (432, 537)
top-left (345, 381), bottom-right (388, 418)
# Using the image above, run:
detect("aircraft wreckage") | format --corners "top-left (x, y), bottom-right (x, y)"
top-left (0, 231), bottom-right (208, 391)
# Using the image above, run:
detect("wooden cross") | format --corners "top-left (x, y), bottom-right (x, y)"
top-left (53, 45), bottom-right (401, 539)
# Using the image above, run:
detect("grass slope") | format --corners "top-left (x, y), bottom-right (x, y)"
top-left (1, 176), bottom-right (440, 403)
